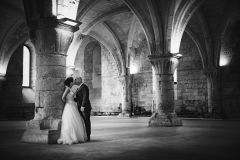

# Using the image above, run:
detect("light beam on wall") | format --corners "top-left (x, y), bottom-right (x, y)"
top-left (130, 64), bottom-right (138, 74)
top-left (170, 34), bottom-right (181, 54)
top-left (219, 54), bottom-right (231, 66)
top-left (66, 31), bottom-right (83, 74)
top-left (219, 46), bottom-right (232, 67)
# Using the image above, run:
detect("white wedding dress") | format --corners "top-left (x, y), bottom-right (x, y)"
top-left (58, 89), bottom-right (87, 145)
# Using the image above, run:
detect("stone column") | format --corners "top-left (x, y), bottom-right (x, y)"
top-left (22, 18), bottom-right (76, 144)
top-left (0, 75), bottom-right (6, 119)
top-left (148, 54), bottom-right (182, 127)
top-left (0, 75), bottom-right (6, 100)
top-left (119, 68), bottom-right (132, 116)
top-left (203, 68), bottom-right (222, 118)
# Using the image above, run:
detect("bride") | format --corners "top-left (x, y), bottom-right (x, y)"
top-left (57, 77), bottom-right (87, 145)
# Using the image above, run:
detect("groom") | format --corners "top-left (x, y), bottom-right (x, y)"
top-left (74, 76), bottom-right (92, 142)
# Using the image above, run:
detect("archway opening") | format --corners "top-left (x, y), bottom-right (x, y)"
top-left (3, 44), bottom-right (34, 120)
top-left (22, 46), bottom-right (30, 87)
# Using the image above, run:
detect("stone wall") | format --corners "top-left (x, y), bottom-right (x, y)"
top-left (100, 45), bottom-right (122, 112)
top-left (78, 41), bottom-right (122, 113)
top-left (132, 72), bottom-right (153, 114)
top-left (2, 45), bottom-right (34, 120)
top-left (130, 38), bottom-right (153, 115)
top-left (176, 34), bottom-right (208, 117)
top-left (0, 76), bottom-right (6, 119)
top-left (221, 21), bottom-right (240, 118)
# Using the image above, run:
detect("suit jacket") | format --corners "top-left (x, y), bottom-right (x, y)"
top-left (75, 83), bottom-right (92, 112)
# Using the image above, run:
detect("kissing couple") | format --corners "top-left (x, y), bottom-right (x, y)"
top-left (57, 76), bottom-right (92, 145)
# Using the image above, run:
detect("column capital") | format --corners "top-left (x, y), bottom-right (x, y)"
top-left (148, 54), bottom-right (179, 75)
top-left (28, 18), bottom-right (76, 56)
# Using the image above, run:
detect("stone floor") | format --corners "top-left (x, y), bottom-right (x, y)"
top-left (0, 117), bottom-right (240, 160)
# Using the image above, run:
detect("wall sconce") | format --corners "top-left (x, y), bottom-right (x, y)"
top-left (173, 53), bottom-right (182, 59)
top-left (58, 17), bottom-right (82, 27)
top-left (57, 16), bottom-right (82, 32)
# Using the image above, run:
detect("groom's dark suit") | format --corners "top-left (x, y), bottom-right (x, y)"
top-left (75, 83), bottom-right (92, 141)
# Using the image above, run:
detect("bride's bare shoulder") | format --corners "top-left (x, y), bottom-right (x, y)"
top-left (70, 85), bottom-right (79, 93)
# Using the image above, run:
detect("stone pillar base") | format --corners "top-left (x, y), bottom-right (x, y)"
top-left (21, 119), bottom-right (61, 144)
top-left (118, 112), bottom-right (131, 117)
top-left (148, 113), bottom-right (182, 127)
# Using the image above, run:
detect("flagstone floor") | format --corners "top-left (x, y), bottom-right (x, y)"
top-left (0, 116), bottom-right (239, 160)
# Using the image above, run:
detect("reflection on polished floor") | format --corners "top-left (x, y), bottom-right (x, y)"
top-left (0, 117), bottom-right (239, 160)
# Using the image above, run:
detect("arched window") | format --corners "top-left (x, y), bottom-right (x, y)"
top-left (22, 46), bottom-right (30, 87)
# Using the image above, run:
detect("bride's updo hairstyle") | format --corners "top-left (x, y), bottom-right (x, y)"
top-left (64, 77), bottom-right (74, 87)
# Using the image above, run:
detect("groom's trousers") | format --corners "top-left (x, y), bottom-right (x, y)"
top-left (82, 110), bottom-right (91, 140)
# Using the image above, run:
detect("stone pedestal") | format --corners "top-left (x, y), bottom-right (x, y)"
top-left (21, 15), bottom-right (77, 143)
top-left (22, 119), bottom-right (61, 144)
top-left (148, 54), bottom-right (182, 127)
top-left (149, 112), bottom-right (182, 127)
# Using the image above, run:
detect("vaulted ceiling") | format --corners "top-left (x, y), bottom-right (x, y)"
top-left (0, 0), bottom-right (240, 76)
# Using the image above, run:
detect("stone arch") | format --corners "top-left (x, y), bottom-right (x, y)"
top-left (127, 16), bottom-right (149, 74)
top-left (76, 0), bottom-right (99, 21)
top-left (83, 41), bottom-right (101, 89)
top-left (3, 41), bottom-right (35, 120)
top-left (184, 10), bottom-right (213, 69)
top-left (169, 0), bottom-right (204, 54)
top-left (74, 35), bottom-right (97, 77)
top-left (88, 30), bottom-right (122, 76)
top-left (126, 16), bottom-right (146, 67)
top-left (220, 17), bottom-right (240, 118)
top-left (220, 15), bottom-right (240, 67)
top-left (74, 0), bottom-right (153, 74)
top-left (82, 6), bottom-right (130, 33)
top-left (0, 22), bottom-right (29, 76)
top-left (194, 11), bottom-right (212, 68)
top-left (185, 28), bottom-right (207, 69)
top-left (102, 22), bottom-right (126, 75)
top-left (121, 0), bottom-right (155, 55)
top-left (71, 26), bottom-right (123, 77)
top-left (74, 35), bottom-right (122, 113)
